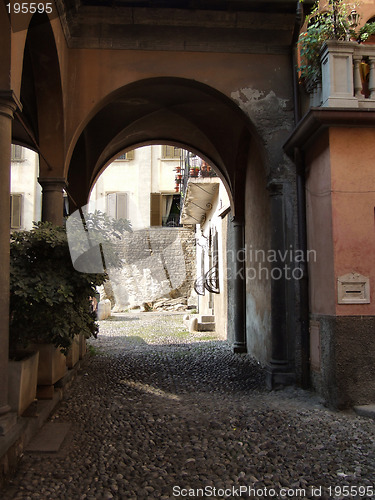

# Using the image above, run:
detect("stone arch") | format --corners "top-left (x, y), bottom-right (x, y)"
top-left (66, 77), bottom-right (265, 217)
top-left (13, 13), bottom-right (65, 178)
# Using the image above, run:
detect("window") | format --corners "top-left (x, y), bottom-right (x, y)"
top-left (161, 145), bottom-right (182, 159)
top-left (106, 192), bottom-right (128, 219)
top-left (116, 150), bottom-right (135, 161)
top-left (10, 194), bottom-right (22, 229)
top-left (11, 145), bottom-right (24, 162)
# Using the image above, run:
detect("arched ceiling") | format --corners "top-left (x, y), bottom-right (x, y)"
top-left (67, 77), bottom-right (259, 210)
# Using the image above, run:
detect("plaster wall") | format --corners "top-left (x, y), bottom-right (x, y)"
top-left (197, 182), bottom-right (229, 340)
top-left (305, 132), bottom-right (335, 316)
top-left (65, 49), bottom-right (293, 165)
top-left (305, 127), bottom-right (375, 408)
top-left (244, 146), bottom-right (271, 365)
top-left (329, 128), bottom-right (375, 316)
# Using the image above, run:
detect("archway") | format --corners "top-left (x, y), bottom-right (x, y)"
top-left (66, 77), bottom-right (262, 215)
top-left (66, 78), bottom-right (276, 372)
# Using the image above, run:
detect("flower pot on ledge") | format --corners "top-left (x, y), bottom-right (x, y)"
top-left (79, 333), bottom-right (87, 359)
top-left (32, 343), bottom-right (67, 399)
top-left (66, 335), bottom-right (80, 368)
top-left (8, 350), bottom-right (39, 415)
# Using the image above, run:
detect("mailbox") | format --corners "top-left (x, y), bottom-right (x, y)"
top-left (337, 272), bottom-right (370, 304)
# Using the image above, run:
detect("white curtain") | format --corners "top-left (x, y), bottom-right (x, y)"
top-left (163, 195), bottom-right (173, 219)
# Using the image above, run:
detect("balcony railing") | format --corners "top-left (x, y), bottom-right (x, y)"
top-left (306, 40), bottom-right (375, 109)
top-left (177, 152), bottom-right (217, 199)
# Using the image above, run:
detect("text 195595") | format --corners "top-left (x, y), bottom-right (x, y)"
top-left (6, 2), bottom-right (53, 14)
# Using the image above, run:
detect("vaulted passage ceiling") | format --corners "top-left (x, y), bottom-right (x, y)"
top-left (67, 77), bottom-right (255, 209)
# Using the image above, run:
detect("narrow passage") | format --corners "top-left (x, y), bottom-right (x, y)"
top-left (3, 313), bottom-right (375, 499)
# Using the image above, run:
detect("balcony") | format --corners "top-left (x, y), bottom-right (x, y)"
top-left (177, 154), bottom-right (220, 226)
top-left (305, 40), bottom-right (375, 109)
top-left (180, 177), bottom-right (220, 225)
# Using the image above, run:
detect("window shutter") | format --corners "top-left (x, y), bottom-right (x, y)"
top-left (106, 193), bottom-right (117, 219)
top-left (116, 150), bottom-right (134, 160)
top-left (11, 145), bottom-right (23, 161)
top-left (150, 193), bottom-right (162, 226)
top-left (162, 145), bottom-right (181, 159)
top-left (116, 193), bottom-right (128, 219)
top-left (10, 194), bottom-right (22, 229)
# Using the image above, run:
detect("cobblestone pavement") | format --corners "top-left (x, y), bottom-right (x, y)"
top-left (3, 313), bottom-right (375, 500)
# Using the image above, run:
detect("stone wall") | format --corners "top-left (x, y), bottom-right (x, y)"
top-left (104, 227), bottom-right (196, 310)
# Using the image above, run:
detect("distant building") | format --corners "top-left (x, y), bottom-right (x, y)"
top-left (10, 146), bottom-right (41, 231)
top-left (88, 145), bottom-right (183, 229)
top-left (180, 153), bottom-right (230, 338)
top-left (11, 144), bottom-right (183, 231)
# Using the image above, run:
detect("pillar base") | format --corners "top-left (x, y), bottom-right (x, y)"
top-left (266, 362), bottom-right (296, 390)
top-left (0, 411), bottom-right (17, 436)
top-left (233, 342), bottom-right (247, 354)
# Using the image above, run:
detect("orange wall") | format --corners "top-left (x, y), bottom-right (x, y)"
top-left (330, 128), bottom-right (375, 316)
top-left (306, 127), bottom-right (375, 317)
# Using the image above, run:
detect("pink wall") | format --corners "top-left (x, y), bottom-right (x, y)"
top-left (330, 128), bottom-right (375, 316)
top-left (306, 128), bottom-right (375, 317)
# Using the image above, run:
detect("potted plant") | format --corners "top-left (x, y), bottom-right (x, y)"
top-left (9, 214), bottom-right (129, 398)
top-left (298, 1), bottom-right (375, 87)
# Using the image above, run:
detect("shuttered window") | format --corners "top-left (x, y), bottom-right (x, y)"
top-left (11, 145), bottom-right (24, 161)
top-left (161, 145), bottom-right (182, 159)
top-left (106, 192), bottom-right (128, 219)
top-left (150, 193), bottom-right (162, 226)
top-left (10, 194), bottom-right (22, 229)
top-left (116, 150), bottom-right (135, 161)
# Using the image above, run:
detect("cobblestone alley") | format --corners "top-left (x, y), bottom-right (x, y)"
top-left (2, 313), bottom-right (375, 500)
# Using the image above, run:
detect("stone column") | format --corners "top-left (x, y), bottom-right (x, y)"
top-left (231, 216), bottom-right (247, 353)
top-left (266, 181), bottom-right (295, 388)
top-left (38, 177), bottom-right (66, 225)
top-left (368, 57), bottom-right (375, 100)
top-left (353, 56), bottom-right (362, 99)
top-left (0, 91), bottom-right (19, 435)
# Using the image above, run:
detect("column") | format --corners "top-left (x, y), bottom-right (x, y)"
top-left (38, 177), bottom-right (67, 225)
top-left (353, 56), bottom-right (362, 99)
top-left (266, 181), bottom-right (295, 388)
top-left (0, 91), bottom-right (19, 435)
top-left (368, 57), bottom-right (375, 100)
top-left (231, 216), bottom-right (247, 353)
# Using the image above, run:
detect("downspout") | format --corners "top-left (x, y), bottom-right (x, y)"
top-left (292, 1), bottom-right (311, 389)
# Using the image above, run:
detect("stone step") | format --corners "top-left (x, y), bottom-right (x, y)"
top-left (199, 315), bottom-right (215, 323)
top-left (354, 404), bottom-right (375, 420)
top-left (197, 321), bottom-right (215, 332)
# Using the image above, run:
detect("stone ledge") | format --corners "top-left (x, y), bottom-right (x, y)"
top-left (0, 356), bottom-right (87, 488)
top-left (354, 404), bottom-right (375, 421)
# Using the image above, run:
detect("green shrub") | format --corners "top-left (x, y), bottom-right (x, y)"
top-left (9, 222), bottom-right (109, 355)
top-left (298, 0), bottom-right (375, 82)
